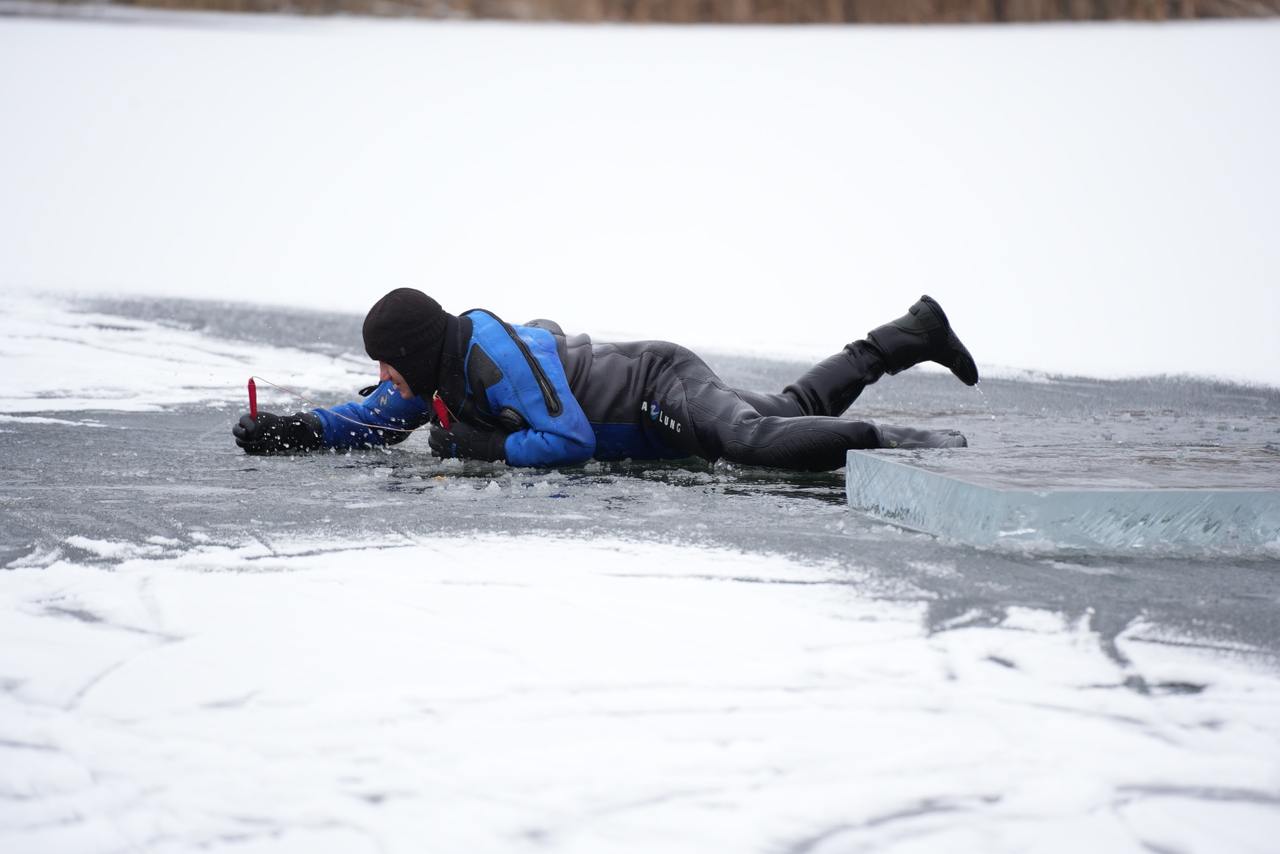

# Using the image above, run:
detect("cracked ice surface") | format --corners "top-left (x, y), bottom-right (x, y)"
top-left (2, 536), bottom-right (1280, 854)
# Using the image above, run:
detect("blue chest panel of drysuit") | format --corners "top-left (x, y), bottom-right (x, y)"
top-left (311, 311), bottom-right (595, 467)
top-left (463, 310), bottom-right (595, 467)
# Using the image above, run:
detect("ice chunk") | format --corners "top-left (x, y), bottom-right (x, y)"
top-left (846, 446), bottom-right (1280, 555)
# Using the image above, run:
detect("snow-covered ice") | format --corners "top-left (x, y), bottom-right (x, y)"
top-left (4, 535), bottom-right (1280, 854)
top-left (0, 294), bottom-right (369, 413)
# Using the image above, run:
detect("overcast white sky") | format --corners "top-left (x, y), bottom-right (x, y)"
top-left (2, 15), bottom-right (1277, 386)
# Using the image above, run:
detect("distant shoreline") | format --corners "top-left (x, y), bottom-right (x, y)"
top-left (5, 0), bottom-right (1278, 25)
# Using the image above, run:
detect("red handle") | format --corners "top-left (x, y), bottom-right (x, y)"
top-left (432, 393), bottom-right (451, 429)
top-left (248, 378), bottom-right (258, 419)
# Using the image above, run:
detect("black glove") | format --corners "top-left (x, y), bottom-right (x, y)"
top-left (232, 411), bottom-right (325, 455)
top-left (428, 420), bottom-right (508, 462)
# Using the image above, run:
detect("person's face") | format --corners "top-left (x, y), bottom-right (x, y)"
top-left (379, 361), bottom-right (413, 399)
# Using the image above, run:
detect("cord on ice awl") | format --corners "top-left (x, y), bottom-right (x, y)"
top-left (247, 375), bottom-right (419, 434)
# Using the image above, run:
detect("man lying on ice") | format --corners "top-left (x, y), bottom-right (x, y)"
top-left (232, 289), bottom-right (978, 472)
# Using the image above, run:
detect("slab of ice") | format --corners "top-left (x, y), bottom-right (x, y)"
top-left (846, 446), bottom-right (1280, 555)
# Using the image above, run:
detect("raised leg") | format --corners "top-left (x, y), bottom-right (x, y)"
top-left (671, 369), bottom-right (884, 472)
top-left (733, 340), bottom-right (885, 418)
top-left (653, 334), bottom-right (968, 472)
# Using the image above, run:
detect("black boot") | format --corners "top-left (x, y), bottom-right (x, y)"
top-left (866, 295), bottom-right (979, 386)
top-left (875, 424), bottom-right (968, 449)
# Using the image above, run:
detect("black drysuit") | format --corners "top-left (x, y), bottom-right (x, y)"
top-left (538, 321), bottom-right (888, 472)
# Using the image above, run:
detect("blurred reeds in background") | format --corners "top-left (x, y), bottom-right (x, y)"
top-left (19, 0), bottom-right (1280, 22)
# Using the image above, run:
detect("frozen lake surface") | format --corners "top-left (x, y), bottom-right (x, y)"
top-left (2, 294), bottom-right (1279, 853)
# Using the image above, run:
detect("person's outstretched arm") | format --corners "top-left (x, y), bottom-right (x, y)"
top-left (233, 381), bottom-right (431, 455)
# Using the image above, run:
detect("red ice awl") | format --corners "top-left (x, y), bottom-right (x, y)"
top-left (432, 393), bottom-right (451, 429)
top-left (248, 378), bottom-right (258, 419)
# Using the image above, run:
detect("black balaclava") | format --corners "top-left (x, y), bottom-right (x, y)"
top-left (362, 288), bottom-right (452, 398)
